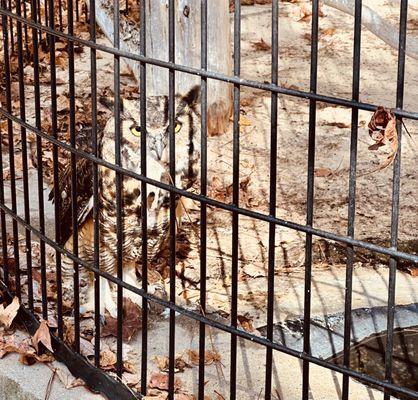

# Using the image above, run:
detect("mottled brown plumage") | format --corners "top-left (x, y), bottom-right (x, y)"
top-left (54, 87), bottom-right (201, 316)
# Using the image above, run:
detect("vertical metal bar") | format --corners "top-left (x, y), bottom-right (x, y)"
top-left (302, 1), bottom-right (319, 398)
top-left (384, 1), bottom-right (407, 399)
top-left (22, 0), bottom-right (29, 56)
top-left (16, 0), bottom-right (34, 310)
top-left (113, 0), bottom-right (123, 378)
top-left (264, 1), bottom-right (279, 398)
top-left (198, 0), bottom-right (208, 399)
top-left (67, 0), bottom-right (80, 352)
top-left (0, 122), bottom-right (8, 288)
top-left (75, 0), bottom-right (79, 21)
top-left (168, 1), bottom-right (176, 398)
top-left (0, 7), bottom-right (8, 285)
top-left (36, 0), bottom-right (41, 42)
top-left (139, 0), bottom-right (148, 393)
top-left (342, 1), bottom-right (362, 399)
top-left (230, 1), bottom-right (241, 399)
top-left (49, 0), bottom-right (62, 332)
top-left (83, 1), bottom-right (88, 24)
top-left (89, 0), bottom-right (101, 368)
top-left (58, 0), bottom-right (63, 31)
top-left (29, 0), bottom-right (47, 321)
top-left (1, 0), bottom-right (21, 300)
top-left (7, 0), bottom-right (14, 54)
top-left (43, 0), bottom-right (48, 41)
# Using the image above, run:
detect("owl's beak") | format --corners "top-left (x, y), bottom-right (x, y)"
top-left (155, 140), bottom-right (165, 161)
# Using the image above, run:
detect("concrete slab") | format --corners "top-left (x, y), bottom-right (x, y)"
top-left (0, 353), bottom-right (104, 400)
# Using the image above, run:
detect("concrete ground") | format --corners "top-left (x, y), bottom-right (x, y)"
top-left (0, 353), bottom-right (103, 400)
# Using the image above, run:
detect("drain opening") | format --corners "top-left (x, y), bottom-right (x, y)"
top-left (328, 326), bottom-right (418, 400)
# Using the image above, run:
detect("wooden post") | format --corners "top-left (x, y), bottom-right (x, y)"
top-left (93, 0), bottom-right (232, 135)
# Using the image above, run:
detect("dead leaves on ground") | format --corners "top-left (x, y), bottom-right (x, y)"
top-left (187, 349), bottom-right (222, 366)
top-left (363, 106), bottom-right (399, 175)
top-left (32, 319), bottom-right (54, 353)
top-left (251, 38), bottom-right (271, 52)
top-left (152, 354), bottom-right (192, 373)
top-left (152, 349), bottom-right (222, 374)
top-left (209, 175), bottom-right (259, 208)
top-left (0, 325), bottom-right (54, 366)
top-left (101, 298), bottom-right (142, 342)
top-left (298, 3), bottom-right (326, 22)
top-left (0, 296), bottom-right (20, 328)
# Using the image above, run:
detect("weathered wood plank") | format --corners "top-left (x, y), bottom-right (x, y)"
top-left (93, 0), bottom-right (232, 135)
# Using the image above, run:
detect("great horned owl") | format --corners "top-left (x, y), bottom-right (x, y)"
top-left (52, 86), bottom-right (201, 317)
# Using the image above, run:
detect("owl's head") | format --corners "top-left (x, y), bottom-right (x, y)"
top-left (100, 86), bottom-right (201, 189)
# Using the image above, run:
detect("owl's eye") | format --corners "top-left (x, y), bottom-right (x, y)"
top-left (175, 122), bottom-right (182, 134)
top-left (130, 126), bottom-right (141, 137)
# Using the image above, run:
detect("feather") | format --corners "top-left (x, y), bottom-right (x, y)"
top-left (48, 126), bottom-right (104, 245)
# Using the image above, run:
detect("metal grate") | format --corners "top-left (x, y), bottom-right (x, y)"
top-left (0, 0), bottom-right (417, 399)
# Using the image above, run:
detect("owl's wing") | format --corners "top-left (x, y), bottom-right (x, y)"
top-left (48, 126), bottom-right (102, 245)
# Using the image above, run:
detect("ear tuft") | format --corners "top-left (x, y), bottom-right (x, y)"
top-left (99, 96), bottom-right (124, 113)
top-left (182, 85), bottom-right (200, 108)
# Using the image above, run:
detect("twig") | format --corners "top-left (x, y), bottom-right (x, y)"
top-left (44, 368), bottom-right (56, 400)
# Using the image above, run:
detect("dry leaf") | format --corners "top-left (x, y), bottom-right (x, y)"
top-left (32, 320), bottom-right (53, 353)
top-left (0, 296), bottom-right (20, 328)
top-left (55, 367), bottom-right (86, 389)
top-left (363, 106), bottom-right (399, 174)
top-left (56, 95), bottom-right (70, 113)
top-left (321, 27), bottom-right (336, 36)
top-left (237, 314), bottom-right (259, 334)
top-left (100, 349), bottom-right (117, 369)
top-left (0, 335), bottom-right (54, 364)
top-left (251, 38), bottom-right (271, 51)
top-left (80, 337), bottom-right (95, 357)
top-left (152, 354), bottom-right (191, 373)
top-left (325, 122), bottom-right (350, 129)
top-left (101, 298), bottom-right (142, 342)
top-left (149, 372), bottom-right (183, 391)
top-left (175, 393), bottom-right (196, 400)
top-left (187, 349), bottom-right (222, 366)
top-left (299, 3), bottom-right (325, 21)
top-left (406, 266), bottom-right (418, 277)
top-left (122, 372), bottom-right (140, 387)
top-left (314, 168), bottom-right (334, 178)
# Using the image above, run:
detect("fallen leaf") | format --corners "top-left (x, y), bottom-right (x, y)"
top-left (32, 320), bottom-right (53, 353)
top-left (122, 372), bottom-right (140, 387)
top-left (237, 314), bottom-right (257, 333)
top-left (324, 122), bottom-right (350, 129)
top-left (148, 372), bottom-right (183, 391)
top-left (55, 367), bottom-right (86, 389)
top-left (251, 38), bottom-right (271, 51)
top-left (56, 95), bottom-right (70, 113)
top-left (362, 107), bottom-right (399, 174)
top-left (187, 349), bottom-right (222, 366)
top-left (0, 296), bottom-right (20, 328)
top-left (100, 349), bottom-right (117, 369)
top-left (299, 3), bottom-right (325, 21)
top-left (321, 27), bottom-right (336, 36)
top-left (175, 393), bottom-right (196, 400)
top-left (101, 298), bottom-right (142, 342)
top-left (80, 337), bottom-right (95, 357)
top-left (0, 335), bottom-right (54, 364)
top-left (314, 168), bottom-right (333, 177)
top-left (152, 354), bottom-right (191, 373)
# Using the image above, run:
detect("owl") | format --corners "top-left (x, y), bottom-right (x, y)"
top-left (52, 86), bottom-right (201, 317)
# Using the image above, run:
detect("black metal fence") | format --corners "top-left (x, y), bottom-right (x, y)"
top-left (0, 0), bottom-right (417, 399)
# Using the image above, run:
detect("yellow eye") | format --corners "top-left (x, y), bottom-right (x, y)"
top-left (175, 123), bottom-right (182, 133)
top-left (131, 126), bottom-right (141, 137)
